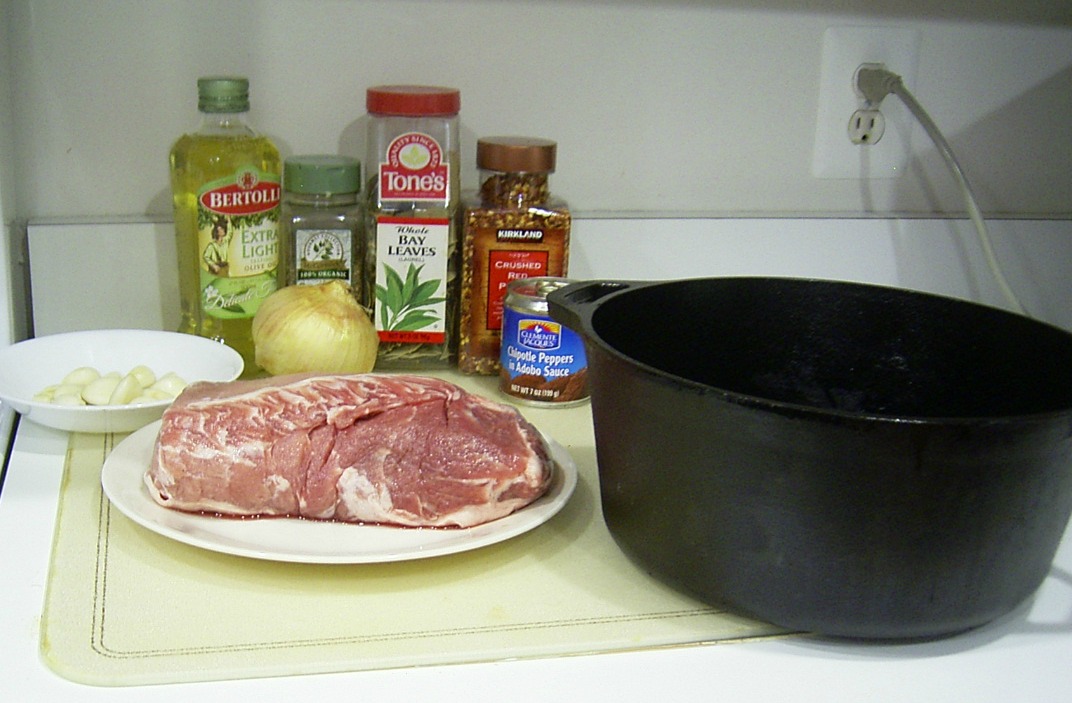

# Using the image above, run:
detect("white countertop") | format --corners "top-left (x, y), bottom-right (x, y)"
top-left (3, 415), bottom-right (1072, 702)
top-left (5, 216), bottom-right (1072, 699)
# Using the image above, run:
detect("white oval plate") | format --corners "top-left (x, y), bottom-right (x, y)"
top-left (0, 329), bottom-right (244, 433)
top-left (101, 421), bottom-right (578, 564)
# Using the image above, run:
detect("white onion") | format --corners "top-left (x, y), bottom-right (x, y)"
top-left (252, 281), bottom-right (378, 376)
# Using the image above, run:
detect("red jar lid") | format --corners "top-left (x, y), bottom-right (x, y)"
top-left (366, 85), bottom-right (460, 116)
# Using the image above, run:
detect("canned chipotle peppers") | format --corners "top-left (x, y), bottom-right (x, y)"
top-left (499, 277), bottom-right (588, 406)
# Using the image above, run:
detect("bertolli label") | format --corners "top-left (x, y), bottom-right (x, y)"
top-left (196, 167), bottom-right (280, 318)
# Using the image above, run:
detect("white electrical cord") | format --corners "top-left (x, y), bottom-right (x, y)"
top-left (855, 66), bottom-right (1028, 316)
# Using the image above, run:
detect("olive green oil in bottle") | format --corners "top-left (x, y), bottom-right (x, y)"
top-left (169, 76), bottom-right (281, 378)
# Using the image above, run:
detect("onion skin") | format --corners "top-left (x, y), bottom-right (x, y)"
top-left (252, 281), bottom-right (378, 376)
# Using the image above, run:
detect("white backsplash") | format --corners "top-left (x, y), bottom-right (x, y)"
top-left (26, 217), bottom-right (1072, 338)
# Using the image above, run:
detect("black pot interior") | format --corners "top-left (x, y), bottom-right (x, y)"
top-left (586, 278), bottom-right (1072, 419)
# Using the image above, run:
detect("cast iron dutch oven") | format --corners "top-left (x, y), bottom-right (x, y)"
top-left (547, 277), bottom-right (1072, 640)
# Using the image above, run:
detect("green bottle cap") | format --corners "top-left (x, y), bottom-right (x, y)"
top-left (284, 155), bottom-right (362, 196)
top-left (197, 76), bottom-right (250, 113)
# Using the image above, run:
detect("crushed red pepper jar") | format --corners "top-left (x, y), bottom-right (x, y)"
top-left (458, 137), bottom-right (571, 374)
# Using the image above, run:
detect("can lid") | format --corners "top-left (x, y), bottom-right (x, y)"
top-left (506, 276), bottom-right (572, 302)
top-left (197, 76), bottom-right (250, 113)
top-left (366, 85), bottom-right (460, 116)
top-left (284, 155), bottom-right (362, 195)
top-left (477, 137), bottom-right (557, 173)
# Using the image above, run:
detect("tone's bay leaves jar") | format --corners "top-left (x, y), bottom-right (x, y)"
top-left (364, 85), bottom-right (461, 369)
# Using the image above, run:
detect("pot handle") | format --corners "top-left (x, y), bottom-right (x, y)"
top-left (547, 280), bottom-right (645, 334)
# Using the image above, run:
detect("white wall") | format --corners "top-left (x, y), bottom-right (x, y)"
top-left (0, 0), bottom-right (20, 345)
top-left (5, 0), bottom-right (1072, 221)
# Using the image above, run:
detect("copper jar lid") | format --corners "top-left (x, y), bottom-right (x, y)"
top-left (476, 136), bottom-right (557, 173)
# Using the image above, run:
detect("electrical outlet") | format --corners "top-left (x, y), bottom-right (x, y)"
top-left (811, 26), bottom-right (921, 179)
top-left (848, 109), bottom-right (885, 144)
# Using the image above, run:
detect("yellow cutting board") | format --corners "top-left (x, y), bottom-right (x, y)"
top-left (40, 373), bottom-right (789, 686)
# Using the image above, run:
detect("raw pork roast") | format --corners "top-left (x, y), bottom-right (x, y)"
top-left (145, 374), bottom-right (554, 527)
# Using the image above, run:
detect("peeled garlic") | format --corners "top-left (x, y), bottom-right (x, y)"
top-left (62, 366), bottom-right (101, 386)
top-left (150, 372), bottom-right (188, 397)
top-left (252, 280), bottom-right (378, 376)
top-left (81, 375), bottom-right (121, 405)
top-left (108, 373), bottom-right (144, 405)
top-left (34, 383), bottom-right (83, 402)
top-left (128, 365), bottom-right (157, 388)
top-left (53, 393), bottom-right (87, 406)
top-left (34, 365), bottom-right (189, 407)
top-left (54, 383), bottom-right (85, 397)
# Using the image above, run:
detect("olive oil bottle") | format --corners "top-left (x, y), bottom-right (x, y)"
top-left (169, 76), bottom-right (281, 378)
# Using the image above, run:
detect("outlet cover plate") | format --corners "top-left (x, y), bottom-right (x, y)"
top-left (812, 26), bottom-right (921, 179)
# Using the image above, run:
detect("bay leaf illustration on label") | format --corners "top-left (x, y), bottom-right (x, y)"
top-left (373, 216), bottom-right (449, 344)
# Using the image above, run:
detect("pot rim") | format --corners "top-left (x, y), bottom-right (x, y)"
top-left (551, 276), bottom-right (1072, 428)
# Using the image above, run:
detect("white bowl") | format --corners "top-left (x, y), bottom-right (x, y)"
top-left (0, 329), bottom-right (244, 433)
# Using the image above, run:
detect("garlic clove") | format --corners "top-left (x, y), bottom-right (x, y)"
top-left (53, 393), bottom-right (87, 406)
top-left (109, 373), bottom-right (143, 405)
top-left (62, 366), bottom-right (101, 386)
top-left (150, 372), bottom-right (188, 397)
top-left (81, 375), bottom-right (121, 405)
top-left (128, 365), bottom-right (157, 388)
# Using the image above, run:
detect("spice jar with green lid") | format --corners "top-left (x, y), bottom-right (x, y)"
top-left (280, 155), bottom-right (363, 294)
top-left (459, 136), bottom-right (571, 375)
